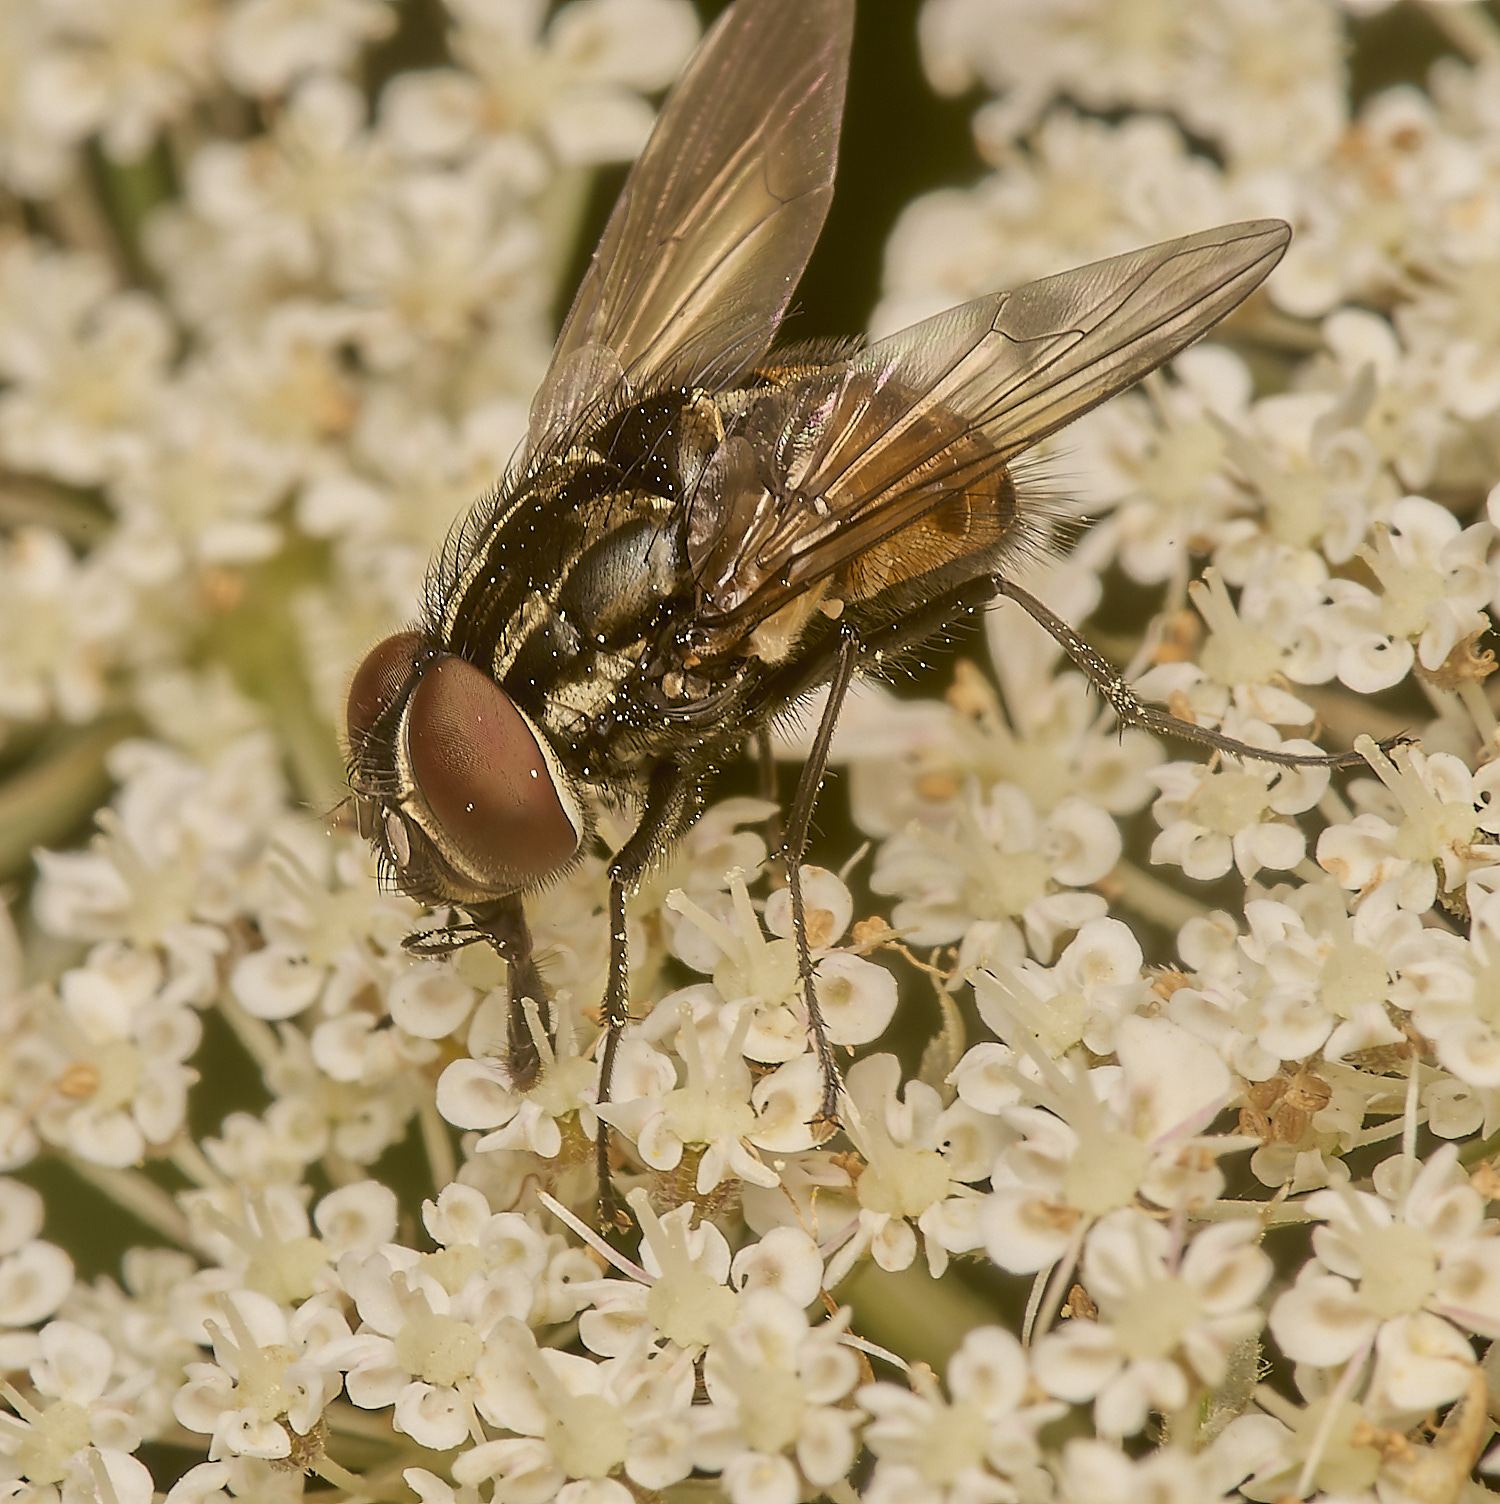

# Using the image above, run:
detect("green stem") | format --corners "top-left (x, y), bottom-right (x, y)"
top-left (1426, 2), bottom-right (1500, 64)
top-left (61, 1154), bottom-right (193, 1246)
top-left (0, 716), bottom-right (139, 881)
top-left (310, 1455), bottom-right (372, 1500)
top-left (1101, 858), bottom-right (1209, 932)
top-left (418, 1095), bottom-right (457, 1195)
top-left (169, 1134), bottom-right (226, 1190)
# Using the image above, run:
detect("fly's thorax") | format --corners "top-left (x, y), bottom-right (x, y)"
top-left (422, 382), bottom-right (768, 790)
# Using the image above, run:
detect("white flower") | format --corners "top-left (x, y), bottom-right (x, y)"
top-left (973, 915), bottom-right (1153, 1058)
top-left (1063, 344), bottom-right (1253, 588)
top-left (690, 1290), bottom-right (861, 1504)
top-left (464, 1316), bottom-right (695, 1496)
top-left (0, 1322), bottom-right (153, 1504)
top-left (1032, 1210), bottom-right (1270, 1436)
top-left (0, 272), bottom-right (171, 488)
top-left (1053, 1436), bottom-right (1242, 1504)
top-left (976, 1010), bottom-right (1239, 1275)
top-left (299, 385), bottom-right (527, 561)
top-left (446, 0), bottom-right (698, 167)
top-left (437, 987), bottom-right (604, 1158)
top-left (37, 0), bottom-right (218, 163)
top-left (33, 734), bottom-right (287, 945)
top-left (859, 1326), bottom-right (1061, 1504)
top-left (1270, 86), bottom-right (1447, 321)
top-left (1322, 497), bottom-right (1494, 692)
top-left (824, 580), bottom-right (1163, 846)
top-left (108, 391), bottom-right (290, 572)
top-left (1172, 0), bottom-right (1346, 171)
top-left (1213, 377), bottom-right (1391, 573)
top-left (916, 0), bottom-right (1342, 174)
top-left (0, 1181), bottom-right (73, 1369)
top-left (0, 3), bottom-right (89, 195)
top-left (1267, 1143), bottom-right (1495, 1422)
top-left (0, 528), bottom-right (132, 723)
top-left (874, 109), bottom-right (1235, 337)
top-left (1230, 886), bottom-right (1414, 1065)
top-left (599, 999), bottom-right (820, 1195)
top-left (1238, 1385), bottom-right (1385, 1500)
top-left (173, 1290), bottom-right (347, 1460)
top-left (228, 825), bottom-right (424, 1027)
top-left (57, 1247), bottom-right (202, 1441)
top-left (25, 939), bottom-right (202, 1166)
top-left (331, 157), bottom-right (547, 368)
top-left (333, 1190), bottom-right (556, 1449)
top-left (1132, 561), bottom-right (1341, 730)
top-left (1318, 736), bottom-right (1500, 913)
top-left (1403, 888), bottom-right (1500, 1088)
top-left (1150, 722), bottom-right (1328, 883)
top-left (217, 0), bottom-right (395, 98)
top-left (873, 781), bottom-right (1116, 961)
top-left (662, 866), bottom-right (895, 1065)
top-left (575, 1191), bottom-right (740, 1358)
top-left (827, 1053), bottom-right (1005, 1284)
top-left (1316, 308), bottom-right (1451, 491)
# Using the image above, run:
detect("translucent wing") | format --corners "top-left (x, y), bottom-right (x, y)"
top-left (528, 0), bottom-right (853, 454)
top-left (690, 220), bottom-right (1291, 635)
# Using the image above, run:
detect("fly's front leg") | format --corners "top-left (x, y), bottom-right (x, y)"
top-left (596, 760), bottom-right (701, 1223)
top-left (463, 893), bottom-right (546, 1090)
top-left (407, 895), bottom-right (548, 1088)
top-left (783, 624), bottom-right (861, 1125)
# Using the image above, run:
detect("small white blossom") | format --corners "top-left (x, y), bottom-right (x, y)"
top-left (1032, 1210), bottom-right (1270, 1436)
top-left (1150, 723), bottom-right (1329, 882)
top-left (1268, 1144), bottom-right (1495, 1421)
top-left (0, 1181), bottom-right (73, 1369)
top-left (829, 1052), bottom-right (1005, 1283)
top-left (1322, 496), bottom-right (1494, 693)
top-left (173, 1290), bottom-right (347, 1460)
top-left (691, 1290), bottom-right (861, 1504)
top-left (1318, 736), bottom-right (1500, 913)
top-left (0, 1322), bottom-right (153, 1504)
top-left (217, 0), bottom-right (395, 98)
top-left (860, 1326), bottom-right (1061, 1504)
top-left (873, 781), bottom-right (1117, 962)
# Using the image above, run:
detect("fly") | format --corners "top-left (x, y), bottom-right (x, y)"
top-left (343, 0), bottom-right (1398, 1215)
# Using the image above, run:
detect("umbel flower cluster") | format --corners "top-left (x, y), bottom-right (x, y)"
top-left (9, 0), bottom-right (1500, 1502)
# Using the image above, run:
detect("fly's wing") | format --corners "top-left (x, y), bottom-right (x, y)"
top-left (692, 220), bottom-right (1291, 633)
top-left (527, 0), bottom-right (853, 456)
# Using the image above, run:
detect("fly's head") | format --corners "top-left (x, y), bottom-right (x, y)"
top-left (344, 631), bottom-right (589, 909)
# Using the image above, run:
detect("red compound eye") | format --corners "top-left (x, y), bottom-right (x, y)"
top-left (405, 654), bottom-right (582, 890)
top-left (347, 631), bottom-right (425, 748)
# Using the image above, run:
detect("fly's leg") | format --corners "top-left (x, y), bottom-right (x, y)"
top-left (484, 894), bottom-right (547, 1091)
top-left (992, 578), bottom-right (1410, 769)
top-left (406, 892), bottom-right (546, 1090)
top-left (782, 624), bottom-right (861, 1125)
top-left (760, 573), bottom-right (1406, 771)
top-left (597, 760), bottom-right (702, 1225)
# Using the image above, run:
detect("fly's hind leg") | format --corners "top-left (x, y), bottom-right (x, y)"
top-left (779, 573), bottom-right (1407, 771)
top-left (991, 577), bottom-right (1411, 768)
